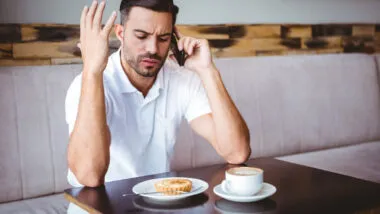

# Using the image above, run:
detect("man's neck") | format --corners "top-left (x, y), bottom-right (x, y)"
top-left (120, 52), bottom-right (156, 97)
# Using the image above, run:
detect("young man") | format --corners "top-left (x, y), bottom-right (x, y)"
top-left (65, 0), bottom-right (251, 190)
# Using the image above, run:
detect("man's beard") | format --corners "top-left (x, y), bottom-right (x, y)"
top-left (123, 46), bottom-right (168, 78)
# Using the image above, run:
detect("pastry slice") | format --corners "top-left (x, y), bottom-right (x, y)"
top-left (154, 178), bottom-right (192, 195)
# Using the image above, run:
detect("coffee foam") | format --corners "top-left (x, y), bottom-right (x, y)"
top-left (234, 170), bottom-right (259, 175)
top-left (228, 167), bottom-right (262, 176)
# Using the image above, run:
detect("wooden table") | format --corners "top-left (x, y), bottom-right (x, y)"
top-left (64, 158), bottom-right (380, 214)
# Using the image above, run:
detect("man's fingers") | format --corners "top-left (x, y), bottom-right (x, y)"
top-left (183, 37), bottom-right (192, 54)
top-left (86, 1), bottom-right (98, 29)
top-left (102, 11), bottom-right (117, 36)
top-left (188, 39), bottom-right (199, 55)
top-left (169, 54), bottom-right (178, 63)
top-left (178, 36), bottom-right (186, 51)
top-left (93, 1), bottom-right (105, 31)
top-left (80, 5), bottom-right (88, 40)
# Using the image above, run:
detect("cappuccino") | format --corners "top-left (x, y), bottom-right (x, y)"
top-left (227, 167), bottom-right (262, 176)
top-left (222, 166), bottom-right (264, 196)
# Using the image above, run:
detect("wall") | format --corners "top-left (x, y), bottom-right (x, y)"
top-left (1, 23), bottom-right (379, 66)
top-left (1, 0), bottom-right (380, 25)
top-left (0, 0), bottom-right (379, 66)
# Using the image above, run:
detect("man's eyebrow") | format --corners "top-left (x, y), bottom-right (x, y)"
top-left (158, 33), bottom-right (172, 37)
top-left (134, 29), bottom-right (149, 34)
top-left (133, 29), bottom-right (171, 37)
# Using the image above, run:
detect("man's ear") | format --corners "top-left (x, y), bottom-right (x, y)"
top-left (114, 24), bottom-right (124, 43)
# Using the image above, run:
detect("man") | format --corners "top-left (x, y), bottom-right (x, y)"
top-left (65, 0), bottom-right (250, 190)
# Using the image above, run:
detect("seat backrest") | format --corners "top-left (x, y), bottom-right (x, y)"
top-left (171, 54), bottom-right (380, 170)
top-left (1, 53), bottom-right (380, 202)
top-left (0, 65), bottom-right (80, 203)
top-left (376, 54), bottom-right (380, 72)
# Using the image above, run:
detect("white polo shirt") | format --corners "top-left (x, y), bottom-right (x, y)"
top-left (65, 49), bottom-right (211, 187)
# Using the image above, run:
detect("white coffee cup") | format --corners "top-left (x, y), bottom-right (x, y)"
top-left (221, 167), bottom-right (263, 196)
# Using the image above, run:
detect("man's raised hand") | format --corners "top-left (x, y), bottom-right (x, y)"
top-left (79, 1), bottom-right (117, 74)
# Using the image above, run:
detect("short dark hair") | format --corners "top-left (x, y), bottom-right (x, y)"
top-left (119, 0), bottom-right (179, 26)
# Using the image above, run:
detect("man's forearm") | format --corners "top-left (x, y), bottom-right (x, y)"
top-left (68, 71), bottom-right (110, 187)
top-left (200, 65), bottom-right (251, 163)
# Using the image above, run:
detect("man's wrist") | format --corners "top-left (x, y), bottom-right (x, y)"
top-left (83, 64), bottom-right (105, 75)
top-left (197, 63), bottom-right (219, 82)
top-left (82, 67), bottom-right (104, 80)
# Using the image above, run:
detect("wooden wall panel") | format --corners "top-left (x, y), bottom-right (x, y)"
top-left (210, 39), bottom-right (254, 58)
top-left (229, 25), bottom-right (281, 39)
top-left (13, 41), bottom-right (79, 58)
top-left (286, 48), bottom-right (344, 55)
top-left (376, 25), bottom-right (380, 52)
top-left (312, 25), bottom-right (352, 37)
top-left (0, 24), bottom-right (21, 43)
top-left (20, 24), bottom-right (80, 42)
top-left (282, 25), bottom-right (312, 38)
top-left (255, 50), bottom-right (284, 57)
top-left (252, 38), bottom-right (301, 51)
top-left (51, 58), bottom-right (82, 65)
top-left (302, 36), bottom-right (342, 49)
top-left (0, 59), bottom-right (51, 66)
top-left (376, 35), bottom-right (380, 52)
top-left (256, 48), bottom-right (343, 57)
top-left (342, 37), bottom-right (375, 53)
top-left (0, 23), bottom-right (379, 66)
top-left (176, 25), bottom-right (229, 39)
top-left (0, 44), bottom-right (12, 58)
top-left (352, 25), bottom-right (375, 37)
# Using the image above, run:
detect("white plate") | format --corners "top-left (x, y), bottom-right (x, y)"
top-left (132, 177), bottom-right (209, 202)
top-left (213, 182), bottom-right (276, 203)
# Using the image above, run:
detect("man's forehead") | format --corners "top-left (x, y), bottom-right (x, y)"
top-left (124, 7), bottom-right (173, 34)
top-left (127, 6), bottom-right (173, 24)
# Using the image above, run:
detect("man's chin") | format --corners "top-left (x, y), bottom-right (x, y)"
top-left (136, 68), bottom-right (159, 78)
top-left (137, 63), bottom-right (164, 77)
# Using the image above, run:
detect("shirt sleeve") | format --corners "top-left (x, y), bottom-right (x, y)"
top-left (65, 75), bottom-right (81, 135)
top-left (65, 74), bottom-right (112, 135)
top-left (184, 72), bottom-right (212, 123)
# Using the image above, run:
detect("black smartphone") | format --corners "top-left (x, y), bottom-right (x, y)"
top-left (170, 32), bottom-right (185, 66)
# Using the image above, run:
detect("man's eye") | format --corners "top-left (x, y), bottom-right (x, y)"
top-left (159, 37), bottom-right (169, 42)
top-left (136, 35), bottom-right (147, 40)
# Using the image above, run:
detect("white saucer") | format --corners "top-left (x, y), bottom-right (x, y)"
top-left (213, 182), bottom-right (276, 203)
top-left (132, 177), bottom-right (208, 202)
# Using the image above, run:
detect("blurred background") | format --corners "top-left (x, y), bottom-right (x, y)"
top-left (0, 0), bottom-right (379, 65)
top-left (1, 0), bottom-right (380, 24)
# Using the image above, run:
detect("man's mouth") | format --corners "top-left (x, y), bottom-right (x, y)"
top-left (141, 58), bottom-right (160, 67)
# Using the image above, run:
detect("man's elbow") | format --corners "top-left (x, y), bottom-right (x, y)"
top-left (227, 149), bottom-right (251, 164)
top-left (68, 159), bottom-right (106, 188)
top-left (226, 140), bottom-right (251, 164)
top-left (78, 176), bottom-right (104, 188)
top-left (73, 169), bottom-right (105, 187)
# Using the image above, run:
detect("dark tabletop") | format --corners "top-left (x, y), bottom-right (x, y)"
top-left (64, 158), bottom-right (380, 214)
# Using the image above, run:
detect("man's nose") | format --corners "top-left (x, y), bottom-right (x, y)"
top-left (146, 38), bottom-right (158, 54)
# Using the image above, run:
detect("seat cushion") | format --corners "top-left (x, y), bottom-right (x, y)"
top-left (0, 193), bottom-right (69, 214)
top-left (277, 141), bottom-right (380, 183)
